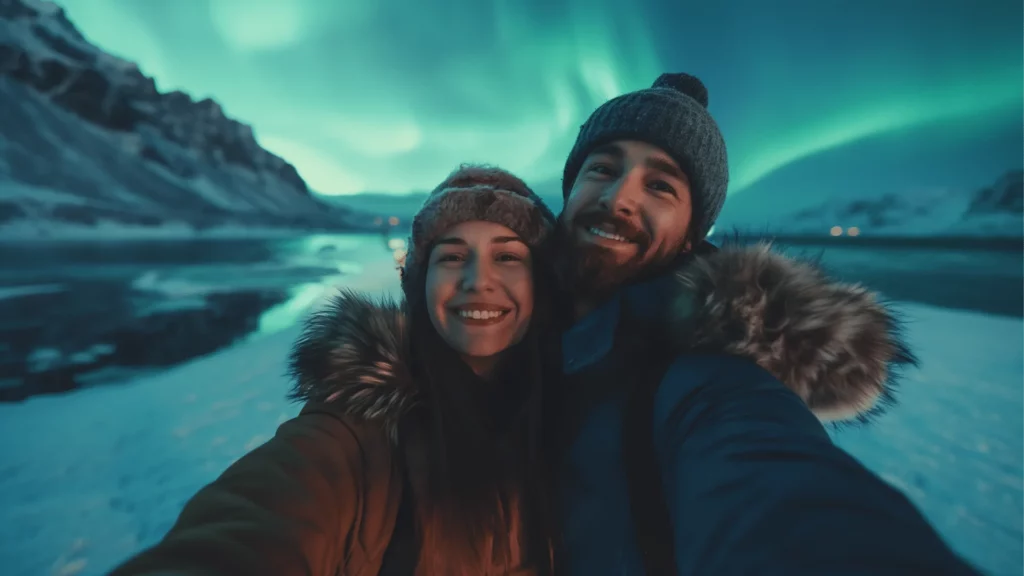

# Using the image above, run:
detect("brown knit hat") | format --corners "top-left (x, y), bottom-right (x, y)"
top-left (399, 164), bottom-right (557, 297)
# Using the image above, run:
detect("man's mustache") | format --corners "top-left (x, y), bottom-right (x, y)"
top-left (573, 210), bottom-right (650, 246)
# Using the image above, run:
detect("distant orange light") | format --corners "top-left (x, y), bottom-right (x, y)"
top-left (829, 226), bottom-right (843, 236)
top-left (393, 248), bottom-right (407, 268)
top-left (388, 216), bottom-right (400, 226)
top-left (847, 226), bottom-right (860, 237)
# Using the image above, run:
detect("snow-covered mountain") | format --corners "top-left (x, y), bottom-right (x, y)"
top-left (0, 0), bottom-right (368, 238)
top-left (331, 178), bottom-right (564, 226)
top-left (761, 170), bottom-right (1022, 238)
top-left (322, 192), bottom-right (430, 229)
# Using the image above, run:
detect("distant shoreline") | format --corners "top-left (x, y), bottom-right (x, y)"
top-left (0, 225), bottom-right (386, 243)
top-left (714, 234), bottom-right (1023, 252)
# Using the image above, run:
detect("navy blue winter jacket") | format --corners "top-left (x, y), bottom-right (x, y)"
top-left (554, 243), bottom-right (980, 575)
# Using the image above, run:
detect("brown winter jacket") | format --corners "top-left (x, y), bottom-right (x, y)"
top-left (109, 291), bottom-right (527, 576)
top-left (109, 401), bottom-right (403, 576)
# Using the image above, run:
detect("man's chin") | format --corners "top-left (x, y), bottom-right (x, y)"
top-left (557, 239), bottom-right (645, 299)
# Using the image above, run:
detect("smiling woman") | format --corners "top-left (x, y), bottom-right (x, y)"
top-left (108, 164), bottom-right (562, 576)
top-left (426, 221), bottom-right (535, 377)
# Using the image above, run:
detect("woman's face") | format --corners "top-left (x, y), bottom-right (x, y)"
top-left (425, 221), bottom-right (534, 376)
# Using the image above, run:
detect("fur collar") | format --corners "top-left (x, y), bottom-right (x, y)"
top-left (668, 242), bottom-right (915, 423)
top-left (287, 290), bottom-right (415, 443)
top-left (288, 244), bottom-right (914, 433)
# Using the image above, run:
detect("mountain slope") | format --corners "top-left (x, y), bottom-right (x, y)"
top-left (0, 0), bottom-right (367, 237)
top-left (738, 170), bottom-right (1022, 239)
top-left (330, 177), bottom-right (564, 226)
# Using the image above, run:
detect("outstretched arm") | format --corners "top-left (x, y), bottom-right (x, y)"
top-left (653, 355), bottom-right (980, 576)
top-left (109, 403), bottom-right (401, 576)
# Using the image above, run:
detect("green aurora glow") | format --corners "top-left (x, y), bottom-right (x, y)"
top-left (53, 0), bottom-right (1023, 197)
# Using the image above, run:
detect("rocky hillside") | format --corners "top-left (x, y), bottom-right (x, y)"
top-left (332, 177), bottom-right (564, 226)
top-left (0, 0), bottom-right (367, 237)
top-left (775, 170), bottom-right (1023, 238)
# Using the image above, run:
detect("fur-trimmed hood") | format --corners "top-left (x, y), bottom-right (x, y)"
top-left (288, 244), bottom-right (914, 434)
top-left (667, 242), bottom-right (914, 423)
top-left (288, 290), bottom-right (415, 443)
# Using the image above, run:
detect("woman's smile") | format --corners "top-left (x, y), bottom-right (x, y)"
top-left (449, 303), bottom-right (512, 326)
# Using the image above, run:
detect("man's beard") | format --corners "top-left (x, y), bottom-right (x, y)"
top-left (552, 211), bottom-right (650, 302)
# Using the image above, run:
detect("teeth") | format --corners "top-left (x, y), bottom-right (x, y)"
top-left (588, 226), bottom-right (628, 242)
top-left (457, 309), bottom-right (505, 320)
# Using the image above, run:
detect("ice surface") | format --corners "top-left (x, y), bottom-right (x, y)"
top-left (0, 283), bottom-right (66, 301)
top-left (0, 258), bottom-right (403, 576)
top-left (0, 261), bottom-right (1019, 576)
top-left (832, 304), bottom-right (1023, 576)
top-left (0, 219), bottom-right (343, 242)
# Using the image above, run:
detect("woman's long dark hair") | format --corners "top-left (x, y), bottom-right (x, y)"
top-left (401, 240), bottom-right (558, 575)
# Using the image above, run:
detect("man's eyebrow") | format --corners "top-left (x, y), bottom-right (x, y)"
top-left (587, 144), bottom-right (687, 182)
top-left (492, 236), bottom-right (525, 244)
top-left (645, 156), bottom-right (688, 183)
top-left (434, 237), bottom-right (466, 246)
top-left (587, 143), bottom-right (624, 159)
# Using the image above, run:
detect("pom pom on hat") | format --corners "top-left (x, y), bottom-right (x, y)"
top-left (653, 73), bottom-right (709, 108)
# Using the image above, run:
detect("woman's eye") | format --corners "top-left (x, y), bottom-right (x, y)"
top-left (496, 253), bottom-right (523, 262)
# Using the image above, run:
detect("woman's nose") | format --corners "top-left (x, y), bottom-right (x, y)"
top-left (459, 259), bottom-right (496, 292)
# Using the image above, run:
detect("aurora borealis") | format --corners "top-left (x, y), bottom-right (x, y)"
top-left (53, 0), bottom-right (1022, 200)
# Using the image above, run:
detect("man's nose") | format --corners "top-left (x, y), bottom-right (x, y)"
top-left (597, 170), bottom-right (642, 217)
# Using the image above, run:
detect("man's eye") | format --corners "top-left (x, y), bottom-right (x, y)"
top-left (588, 163), bottom-right (616, 176)
top-left (649, 180), bottom-right (677, 197)
top-left (496, 253), bottom-right (523, 262)
top-left (437, 253), bottom-right (464, 262)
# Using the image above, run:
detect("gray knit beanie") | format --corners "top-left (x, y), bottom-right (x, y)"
top-left (400, 164), bottom-right (557, 297)
top-left (562, 73), bottom-right (729, 240)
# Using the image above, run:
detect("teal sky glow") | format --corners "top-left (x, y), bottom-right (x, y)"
top-left (54, 0), bottom-right (1023, 197)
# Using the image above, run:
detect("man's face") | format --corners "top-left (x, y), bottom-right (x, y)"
top-left (557, 140), bottom-right (693, 299)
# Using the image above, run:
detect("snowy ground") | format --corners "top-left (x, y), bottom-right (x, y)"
top-left (832, 304), bottom-right (1023, 576)
top-left (0, 262), bottom-right (1020, 576)
top-left (0, 258), bottom-right (404, 576)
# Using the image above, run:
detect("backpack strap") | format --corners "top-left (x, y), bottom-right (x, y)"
top-left (621, 323), bottom-right (678, 575)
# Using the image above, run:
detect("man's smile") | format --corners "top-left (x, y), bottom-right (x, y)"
top-left (576, 222), bottom-right (639, 252)
top-left (585, 222), bottom-right (630, 243)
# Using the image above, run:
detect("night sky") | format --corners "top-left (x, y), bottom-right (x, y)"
top-left (53, 0), bottom-right (1022, 219)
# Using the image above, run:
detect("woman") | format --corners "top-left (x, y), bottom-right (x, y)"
top-left (109, 165), bottom-right (559, 576)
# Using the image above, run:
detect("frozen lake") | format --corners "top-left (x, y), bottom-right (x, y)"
top-left (0, 235), bottom-right (1020, 575)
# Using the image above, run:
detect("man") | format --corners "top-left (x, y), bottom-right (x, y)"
top-left (550, 73), bottom-right (980, 575)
